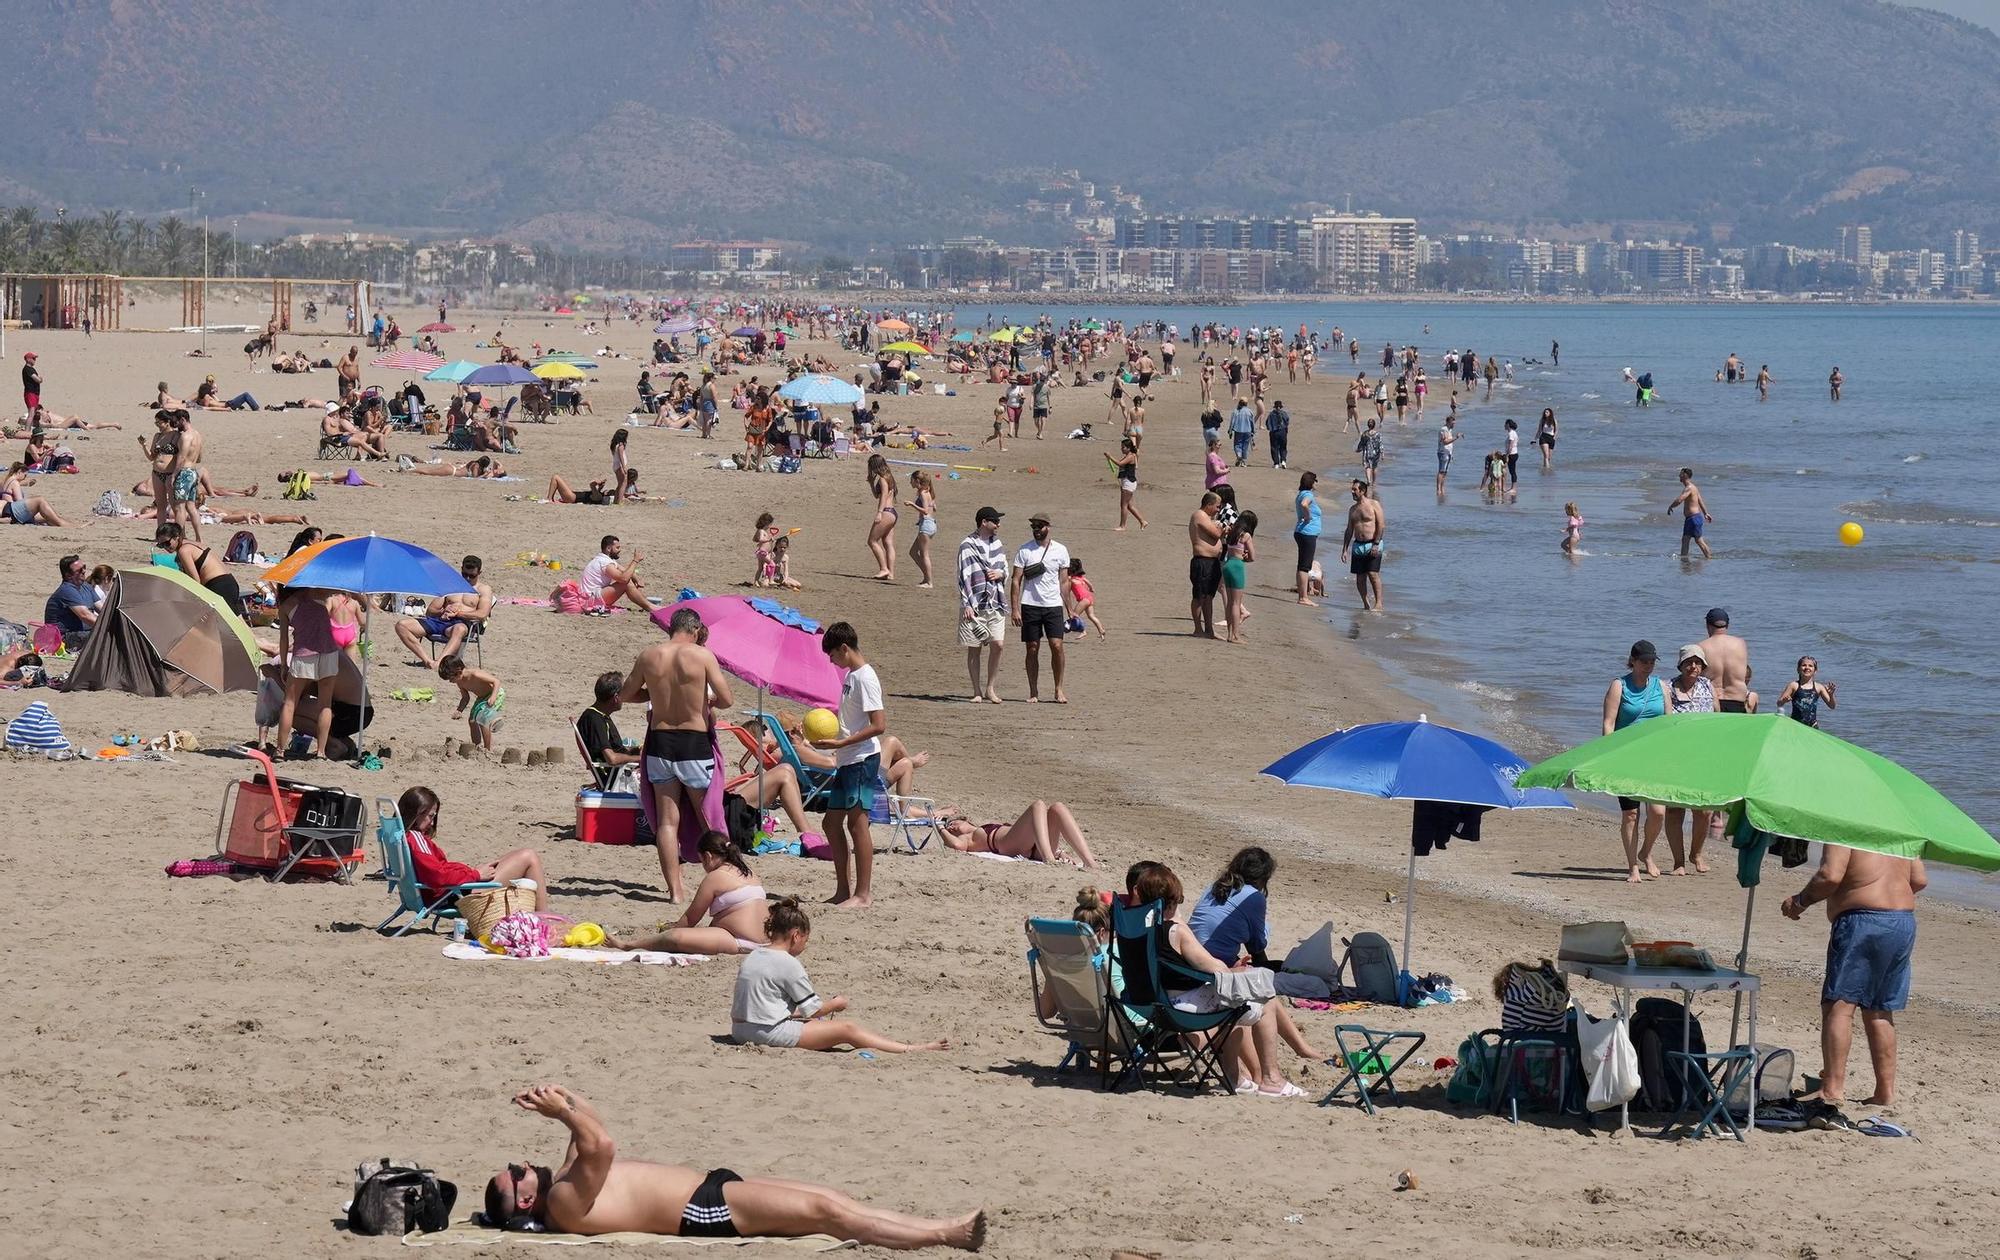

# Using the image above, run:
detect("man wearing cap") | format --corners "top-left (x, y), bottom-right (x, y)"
top-left (1008, 513), bottom-right (1073, 703)
top-left (1696, 608), bottom-right (1750, 712)
top-left (22, 351), bottom-right (43, 412)
top-left (957, 507), bottom-right (1009, 702)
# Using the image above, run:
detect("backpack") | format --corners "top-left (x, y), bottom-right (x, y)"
top-left (722, 791), bottom-right (758, 850)
top-left (92, 489), bottom-right (125, 517)
top-left (283, 470), bottom-right (315, 501)
top-left (224, 529), bottom-right (258, 564)
top-left (1631, 996), bottom-right (1707, 1112)
top-left (1340, 931), bottom-right (1401, 1005)
top-left (347, 1158), bottom-right (457, 1236)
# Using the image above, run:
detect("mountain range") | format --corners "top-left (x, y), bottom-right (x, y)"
top-left (9, 0), bottom-right (1998, 253)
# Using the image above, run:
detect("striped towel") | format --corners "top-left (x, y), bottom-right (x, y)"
top-left (5, 700), bottom-right (70, 752)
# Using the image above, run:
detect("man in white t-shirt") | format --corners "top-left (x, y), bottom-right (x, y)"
top-left (810, 621), bottom-right (885, 908)
top-left (1008, 513), bottom-right (1073, 704)
top-left (581, 535), bottom-right (650, 613)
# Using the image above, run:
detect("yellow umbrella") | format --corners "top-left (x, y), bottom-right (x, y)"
top-left (987, 328), bottom-right (1021, 343)
top-left (880, 340), bottom-right (931, 355)
top-left (532, 361), bottom-right (587, 380)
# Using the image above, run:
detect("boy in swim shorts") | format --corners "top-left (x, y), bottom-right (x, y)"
top-left (440, 655), bottom-right (506, 750)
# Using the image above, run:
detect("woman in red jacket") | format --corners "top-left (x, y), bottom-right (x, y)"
top-left (398, 785), bottom-right (549, 910)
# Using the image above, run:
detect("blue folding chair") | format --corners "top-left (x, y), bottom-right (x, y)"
top-left (746, 709), bottom-right (836, 808)
top-left (373, 797), bottom-right (500, 937)
top-left (1109, 898), bottom-right (1244, 1095)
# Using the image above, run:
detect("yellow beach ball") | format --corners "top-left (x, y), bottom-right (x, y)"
top-left (1839, 521), bottom-right (1864, 547)
top-left (802, 707), bottom-right (841, 743)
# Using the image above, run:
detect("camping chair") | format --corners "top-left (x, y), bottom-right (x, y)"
top-left (1025, 917), bottom-right (1138, 1089)
top-left (316, 431), bottom-right (358, 461)
top-left (521, 382), bottom-right (555, 422)
top-left (1658, 1046), bottom-right (1755, 1142)
top-left (420, 616), bottom-right (485, 666)
top-left (1318, 1024), bottom-right (1428, 1116)
top-left (741, 710), bottom-right (837, 808)
top-left (574, 717), bottom-right (641, 795)
top-left (868, 775), bottom-right (938, 852)
top-left (373, 797), bottom-right (500, 936)
top-left (273, 784), bottom-right (368, 885)
top-left (1108, 898), bottom-right (1243, 1095)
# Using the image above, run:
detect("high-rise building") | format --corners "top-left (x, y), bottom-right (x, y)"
top-left (1625, 243), bottom-right (1704, 289)
top-left (1951, 229), bottom-right (1981, 268)
top-left (1308, 213), bottom-right (1418, 290)
top-left (1838, 225), bottom-right (1873, 266)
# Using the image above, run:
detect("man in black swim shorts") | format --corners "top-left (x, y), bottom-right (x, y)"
top-left (484, 1084), bottom-right (985, 1249)
top-left (1188, 491), bottom-right (1224, 637)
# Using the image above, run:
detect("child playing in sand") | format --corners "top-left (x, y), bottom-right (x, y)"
top-left (769, 534), bottom-right (802, 590)
top-left (752, 512), bottom-right (780, 586)
top-left (1067, 557), bottom-right (1104, 638)
top-left (438, 655), bottom-right (505, 751)
top-left (1562, 501), bottom-right (1583, 555)
top-left (728, 897), bottom-right (949, 1053)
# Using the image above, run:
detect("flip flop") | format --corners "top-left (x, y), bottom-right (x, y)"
top-left (1857, 1117), bottom-right (1914, 1138)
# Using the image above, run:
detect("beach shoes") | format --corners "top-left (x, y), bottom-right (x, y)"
top-left (1750, 1100), bottom-right (1810, 1131)
top-left (1257, 1081), bottom-right (1308, 1100)
top-left (1235, 1079), bottom-right (1260, 1095)
top-left (1803, 1100), bottom-right (1856, 1132)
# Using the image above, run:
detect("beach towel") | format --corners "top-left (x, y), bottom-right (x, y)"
top-left (441, 943), bottom-right (707, 967)
top-left (401, 1216), bottom-right (852, 1249)
top-left (635, 717), bottom-right (728, 864)
top-left (5, 700), bottom-right (71, 753)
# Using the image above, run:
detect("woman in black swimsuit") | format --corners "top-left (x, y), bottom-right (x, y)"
top-left (157, 522), bottom-right (246, 615)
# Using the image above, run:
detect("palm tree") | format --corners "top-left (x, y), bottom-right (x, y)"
top-left (156, 216), bottom-right (192, 274)
top-left (92, 209), bottom-right (126, 270)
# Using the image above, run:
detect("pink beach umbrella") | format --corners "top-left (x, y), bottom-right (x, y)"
top-left (370, 349), bottom-right (446, 373)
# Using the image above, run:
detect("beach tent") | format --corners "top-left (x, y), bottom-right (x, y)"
top-left (68, 567), bottom-right (259, 698)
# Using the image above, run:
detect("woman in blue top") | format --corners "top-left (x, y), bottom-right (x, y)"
top-left (1190, 847), bottom-right (1276, 969)
top-left (1293, 471), bottom-right (1322, 607)
top-left (1600, 639), bottom-right (1668, 883)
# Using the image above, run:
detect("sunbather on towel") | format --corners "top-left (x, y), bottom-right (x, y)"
top-left (934, 800), bottom-right (1099, 868)
top-left (728, 898), bottom-right (948, 1054)
top-left (399, 786), bottom-right (548, 911)
top-left (483, 1084), bottom-right (984, 1248)
top-left (607, 832), bottom-right (766, 956)
top-left (1126, 863), bottom-right (1323, 1099)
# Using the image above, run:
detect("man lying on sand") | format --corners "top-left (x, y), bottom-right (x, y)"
top-left (485, 1084), bottom-right (984, 1250)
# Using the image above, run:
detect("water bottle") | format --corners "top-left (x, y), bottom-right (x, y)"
top-left (450, 919), bottom-right (468, 943)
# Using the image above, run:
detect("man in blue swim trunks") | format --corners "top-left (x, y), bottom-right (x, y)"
top-left (394, 555), bottom-right (493, 663)
top-left (1667, 467), bottom-right (1713, 559)
top-left (484, 1084), bottom-right (984, 1248)
top-left (1784, 845), bottom-right (1927, 1106)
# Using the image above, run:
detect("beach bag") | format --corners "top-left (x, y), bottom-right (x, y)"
top-left (722, 791), bottom-right (759, 850)
top-left (457, 886), bottom-right (539, 942)
top-left (282, 470), bottom-right (315, 501)
top-left (1445, 1034), bottom-right (1489, 1106)
top-left (348, 1159), bottom-right (456, 1236)
top-left (1631, 996), bottom-right (1707, 1112)
top-left (92, 489), bottom-right (125, 517)
top-left (1341, 931), bottom-right (1400, 1005)
top-left (1577, 1006), bottom-right (1640, 1112)
top-left (224, 529), bottom-right (258, 564)
top-left (1726, 1044), bottom-right (1797, 1113)
top-left (1558, 920), bottom-right (1633, 965)
top-left (552, 580), bottom-right (589, 615)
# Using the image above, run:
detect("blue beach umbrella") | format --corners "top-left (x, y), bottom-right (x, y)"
top-left (775, 373), bottom-right (864, 406)
top-left (1262, 717), bottom-right (1570, 995)
top-left (425, 359), bottom-right (483, 383)
top-left (461, 363), bottom-right (540, 388)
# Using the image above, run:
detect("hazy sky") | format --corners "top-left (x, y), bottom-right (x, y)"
top-left (1918, 0), bottom-right (2000, 29)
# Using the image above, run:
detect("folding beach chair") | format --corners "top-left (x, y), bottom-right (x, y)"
top-left (1464, 1026), bottom-right (1586, 1124)
top-left (373, 797), bottom-right (500, 936)
top-left (869, 776), bottom-right (938, 852)
top-left (741, 709), bottom-right (836, 808)
top-left (1109, 898), bottom-right (1243, 1095)
top-left (1025, 917), bottom-right (1138, 1089)
top-left (1318, 1024), bottom-right (1427, 1116)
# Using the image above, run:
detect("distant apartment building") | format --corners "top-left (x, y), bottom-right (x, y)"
top-left (1114, 215), bottom-right (1313, 258)
top-left (669, 241), bottom-right (785, 272)
top-left (1837, 225), bottom-right (1873, 267)
top-left (1702, 263), bottom-right (1745, 295)
top-left (1625, 243), bottom-right (1704, 290)
top-left (1309, 213), bottom-right (1418, 290)
top-left (1950, 229), bottom-right (1981, 268)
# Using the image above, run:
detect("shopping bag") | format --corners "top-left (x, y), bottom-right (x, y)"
top-left (1576, 1005), bottom-right (1640, 1112)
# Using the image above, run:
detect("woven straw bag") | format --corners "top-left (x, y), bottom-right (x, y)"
top-left (458, 886), bottom-right (538, 942)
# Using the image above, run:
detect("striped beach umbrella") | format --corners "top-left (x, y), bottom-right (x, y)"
top-left (371, 349), bottom-right (446, 373)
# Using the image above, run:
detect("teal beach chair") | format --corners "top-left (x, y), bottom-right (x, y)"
top-left (373, 797), bottom-right (500, 937)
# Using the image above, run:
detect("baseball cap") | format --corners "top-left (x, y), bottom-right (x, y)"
top-left (1705, 607), bottom-right (1730, 627)
top-left (1629, 640), bottom-right (1659, 663)
top-left (1678, 644), bottom-right (1707, 666)
top-left (22, 351), bottom-right (36, 360)
top-left (975, 506), bottom-right (1004, 525)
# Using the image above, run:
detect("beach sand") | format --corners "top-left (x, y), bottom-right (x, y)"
top-left (4, 299), bottom-right (1998, 1258)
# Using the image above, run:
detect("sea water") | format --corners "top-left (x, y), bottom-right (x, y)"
top-left (978, 300), bottom-right (2000, 883)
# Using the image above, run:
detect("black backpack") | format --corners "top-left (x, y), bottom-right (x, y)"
top-left (723, 791), bottom-right (759, 850)
top-left (1631, 996), bottom-right (1707, 1113)
top-left (348, 1158), bottom-right (457, 1236)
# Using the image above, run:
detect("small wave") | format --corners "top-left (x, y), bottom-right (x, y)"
top-left (1458, 680), bottom-right (1520, 702)
top-left (1903, 454), bottom-right (1925, 463)
top-left (1579, 392), bottom-right (1602, 399)
top-left (1838, 499), bottom-right (2000, 529)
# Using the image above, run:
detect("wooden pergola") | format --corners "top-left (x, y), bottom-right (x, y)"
top-left (1, 274), bottom-right (368, 333)
top-left (2, 273), bottom-right (123, 330)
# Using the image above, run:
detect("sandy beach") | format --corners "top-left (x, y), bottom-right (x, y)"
top-left (4, 299), bottom-right (1998, 1259)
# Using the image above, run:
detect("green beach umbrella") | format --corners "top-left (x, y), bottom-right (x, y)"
top-left (1518, 713), bottom-right (1999, 870)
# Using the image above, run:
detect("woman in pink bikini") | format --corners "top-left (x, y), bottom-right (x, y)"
top-left (607, 832), bottom-right (768, 956)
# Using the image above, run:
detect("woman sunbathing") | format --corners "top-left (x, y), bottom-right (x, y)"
top-left (398, 786), bottom-right (549, 911)
top-left (935, 800), bottom-right (1099, 868)
top-left (607, 832), bottom-right (766, 956)
top-left (400, 455), bottom-right (506, 478)
top-left (546, 469), bottom-right (638, 505)
top-left (13, 406), bottom-right (120, 432)
top-left (728, 898), bottom-right (949, 1053)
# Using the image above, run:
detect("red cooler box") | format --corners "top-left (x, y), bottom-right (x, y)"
top-left (576, 789), bottom-right (641, 844)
